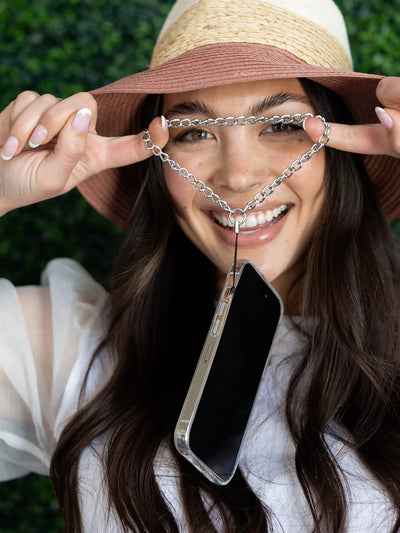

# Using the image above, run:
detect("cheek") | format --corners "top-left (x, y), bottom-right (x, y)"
top-left (285, 154), bottom-right (326, 252)
top-left (292, 152), bottom-right (325, 204)
top-left (164, 168), bottom-right (196, 216)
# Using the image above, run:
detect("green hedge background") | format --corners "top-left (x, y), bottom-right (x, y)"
top-left (0, 0), bottom-right (399, 530)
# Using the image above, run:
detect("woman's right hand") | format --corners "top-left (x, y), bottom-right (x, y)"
top-left (303, 77), bottom-right (400, 160)
top-left (0, 91), bottom-right (168, 216)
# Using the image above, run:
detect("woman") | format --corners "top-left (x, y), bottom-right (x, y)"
top-left (1, 0), bottom-right (400, 531)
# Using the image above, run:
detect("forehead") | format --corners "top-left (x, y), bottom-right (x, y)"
top-left (162, 78), bottom-right (307, 114)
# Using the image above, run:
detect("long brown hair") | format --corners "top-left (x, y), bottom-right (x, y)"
top-left (51, 80), bottom-right (400, 532)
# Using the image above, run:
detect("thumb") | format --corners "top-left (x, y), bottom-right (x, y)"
top-left (376, 77), bottom-right (400, 110)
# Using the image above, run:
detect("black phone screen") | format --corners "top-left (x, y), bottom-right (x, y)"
top-left (189, 263), bottom-right (281, 482)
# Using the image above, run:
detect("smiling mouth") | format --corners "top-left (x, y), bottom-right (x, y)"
top-left (212, 204), bottom-right (288, 231)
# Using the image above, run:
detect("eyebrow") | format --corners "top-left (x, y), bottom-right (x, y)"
top-left (251, 93), bottom-right (311, 115)
top-left (164, 92), bottom-right (311, 119)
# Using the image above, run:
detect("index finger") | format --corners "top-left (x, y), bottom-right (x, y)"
top-left (304, 117), bottom-right (394, 156)
top-left (88, 116), bottom-right (169, 175)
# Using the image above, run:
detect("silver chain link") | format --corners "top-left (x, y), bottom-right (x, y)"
top-left (168, 113), bottom-right (310, 129)
top-left (143, 113), bottom-right (330, 225)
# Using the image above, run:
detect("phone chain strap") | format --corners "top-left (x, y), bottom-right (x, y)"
top-left (232, 219), bottom-right (241, 290)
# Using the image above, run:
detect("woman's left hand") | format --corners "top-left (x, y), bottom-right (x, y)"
top-left (303, 76), bottom-right (400, 159)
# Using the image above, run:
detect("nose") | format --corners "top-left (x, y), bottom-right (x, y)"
top-left (209, 131), bottom-right (265, 194)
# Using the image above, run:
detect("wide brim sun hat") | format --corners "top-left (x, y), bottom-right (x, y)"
top-left (78, 0), bottom-right (400, 227)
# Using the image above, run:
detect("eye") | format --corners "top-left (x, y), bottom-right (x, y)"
top-left (264, 122), bottom-right (303, 134)
top-left (174, 128), bottom-right (215, 142)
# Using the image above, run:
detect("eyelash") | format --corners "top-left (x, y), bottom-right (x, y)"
top-left (173, 129), bottom-right (214, 143)
top-left (172, 122), bottom-right (303, 143)
top-left (267, 122), bottom-right (303, 134)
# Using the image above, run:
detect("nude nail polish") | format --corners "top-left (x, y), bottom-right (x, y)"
top-left (1, 136), bottom-right (19, 160)
top-left (375, 106), bottom-right (393, 130)
top-left (72, 108), bottom-right (92, 133)
top-left (161, 115), bottom-right (168, 132)
top-left (29, 125), bottom-right (48, 148)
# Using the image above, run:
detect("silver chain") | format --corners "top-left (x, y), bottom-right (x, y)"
top-left (143, 113), bottom-right (330, 226)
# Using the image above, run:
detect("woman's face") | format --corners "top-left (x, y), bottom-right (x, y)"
top-left (162, 79), bottom-right (325, 299)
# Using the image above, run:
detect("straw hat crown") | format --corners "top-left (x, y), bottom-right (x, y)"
top-left (152, 0), bottom-right (353, 71)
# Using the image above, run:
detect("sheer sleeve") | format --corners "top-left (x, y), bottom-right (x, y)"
top-left (0, 258), bottom-right (108, 481)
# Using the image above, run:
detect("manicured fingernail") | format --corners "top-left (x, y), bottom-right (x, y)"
top-left (72, 108), bottom-right (92, 133)
top-left (161, 115), bottom-right (168, 132)
top-left (1, 136), bottom-right (19, 160)
top-left (28, 125), bottom-right (48, 148)
top-left (375, 106), bottom-right (393, 130)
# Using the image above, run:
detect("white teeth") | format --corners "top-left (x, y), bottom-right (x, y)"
top-left (246, 214), bottom-right (258, 228)
top-left (213, 204), bottom-right (287, 229)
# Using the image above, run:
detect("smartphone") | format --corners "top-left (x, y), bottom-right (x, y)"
top-left (174, 260), bottom-right (283, 485)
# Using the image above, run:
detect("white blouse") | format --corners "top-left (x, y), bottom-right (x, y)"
top-left (0, 258), bottom-right (396, 531)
